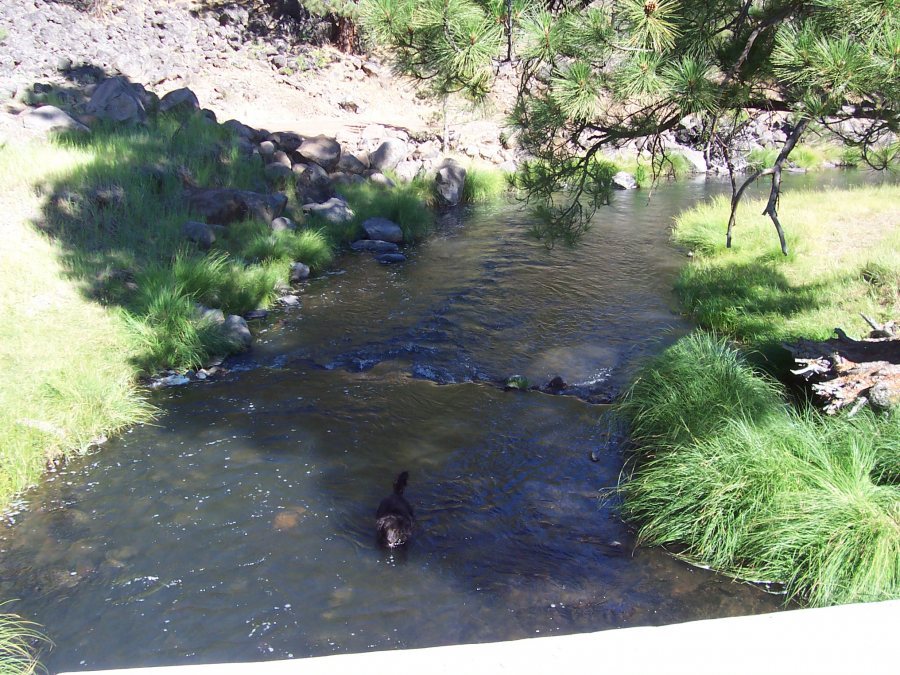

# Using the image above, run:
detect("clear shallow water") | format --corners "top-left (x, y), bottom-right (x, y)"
top-left (3, 172), bottom-right (883, 672)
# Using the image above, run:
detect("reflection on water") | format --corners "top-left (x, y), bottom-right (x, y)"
top-left (4, 173), bottom-right (880, 672)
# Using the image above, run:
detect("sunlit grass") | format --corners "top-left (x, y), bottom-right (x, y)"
top-left (672, 185), bottom-right (900, 343)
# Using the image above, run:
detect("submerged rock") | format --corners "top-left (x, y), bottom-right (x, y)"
top-left (350, 240), bottom-right (400, 253)
top-left (376, 253), bottom-right (407, 264)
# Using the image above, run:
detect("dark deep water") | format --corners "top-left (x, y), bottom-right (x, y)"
top-left (3, 172), bottom-right (883, 672)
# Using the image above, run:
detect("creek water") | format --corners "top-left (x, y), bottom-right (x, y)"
top-left (1, 172), bottom-right (881, 672)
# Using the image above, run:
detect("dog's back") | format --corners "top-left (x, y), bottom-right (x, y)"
top-left (376, 471), bottom-right (414, 548)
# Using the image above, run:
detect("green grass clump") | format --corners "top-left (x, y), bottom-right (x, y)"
top-left (0, 607), bottom-right (46, 675)
top-left (620, 335), bottom-right (900, 606)
top-left (462, 166), bottom-right (512, 204)
top-left (619, 333), bottom-right (782, 448)
top-left (672, 185), bottom-right (900, 344)
top-left (747, 143), bottom-right (843, 171)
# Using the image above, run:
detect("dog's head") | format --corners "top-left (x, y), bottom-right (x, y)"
top-left (377, 514), bottom-right (412, 548)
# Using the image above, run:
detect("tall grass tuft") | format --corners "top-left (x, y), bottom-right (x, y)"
top-left (462, 166), bottom-right (512, 203)
top-left (619, 333), bottom-right (782, 448)
top-left (620, 335), bottom-right (900, 606)
top-left (0, 606), bottom-right (47, 675)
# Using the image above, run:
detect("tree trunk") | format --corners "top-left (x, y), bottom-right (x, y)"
top-left (726, 118), bottom-right (809, 255)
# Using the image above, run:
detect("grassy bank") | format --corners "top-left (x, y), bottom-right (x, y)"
top-left (619, 184), bottom-right (900, 606)
top-left (0, 107), bottom-right (448, 508)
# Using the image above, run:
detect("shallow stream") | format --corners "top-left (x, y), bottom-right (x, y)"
top-left (2, 172), bottom-right (878, 672)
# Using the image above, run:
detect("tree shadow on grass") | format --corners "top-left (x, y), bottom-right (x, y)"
top-left (675, 259), bottom-right (828, 344)
top-left (16, 70), bottom-right (321, 373)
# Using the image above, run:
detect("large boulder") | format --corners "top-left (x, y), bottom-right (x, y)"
top-left (185, 188), bottom-right (288, 226)
top-left (85, 77), bottom-right (148, 124)
top-left (298, 135), bottom-right (341, 172)
top-left (434, 159), bottom-right (467, 206)
top-left (21, 106), bottom-right (90, 133)
top-left (370, 138), bottom-right (408, 172)
top-left (159, 87), bottom-right (200, 115)
top-left (361, 217), bottom-right (404, 244)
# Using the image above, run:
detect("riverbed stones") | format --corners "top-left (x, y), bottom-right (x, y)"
top-left (612, 171), bottom-right (638, 190)
top-left (361, 217), bottom-right (404, 244)
top-left (350, 240), bottom-right (400, 253)
top-left (434, 158), bottom-right (467, 206)
top-left (223, 314), bottom-right (252, 350)
top-left (298, 134), bottom-right (341, 171)
top-left (302, 197), bottom-right (353, 224)
top-left (337, 151), bottom-right (368, 174)
top-left (21, 105), bottom-right (90, 133)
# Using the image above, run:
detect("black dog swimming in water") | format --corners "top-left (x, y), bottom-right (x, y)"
top-left (376, 471), bottom-right (414, 548)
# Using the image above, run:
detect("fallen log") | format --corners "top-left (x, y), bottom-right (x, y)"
top-left (784, 319), bottom-right (900, 414)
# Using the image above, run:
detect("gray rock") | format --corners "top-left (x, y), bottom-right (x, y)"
top-left (185, 188), bottom-right (288, 226)
top-left (182, 220), bottom-right (217, 249)
top-left (223, 119), bottom-right (256, 139)
top-left (677, 147), bottom-right (707, 173)
top-left (290, 262), bottom-right (310, 282)
top-left (337, 151), bottom-right (369, 174)
top-left (298, 134), bottom-right (341, 171)
top-left (370, 138), bottom-right (408, 171)
top-left (196, 305), bottom-right (225, 325)
top-left (272, 150), bottom-right (292, 168)
top-left (367, 172), bottom-right (395, 188)
top-left (223, 315), bottom-right (252, 350)
top-left (294, 162), bottom-right (334, 204)
top-left (869, 382), bottom-right (899, 412)
top-left (434, 158), bottom-right (467, 206)
top-left (269, 131), bottom-right (303, 152)
top-left (265, 162), bottom-right (293, 183)
top-left (85, 77), bottom-right (147, 124)
top-left (270, 216), bottom-right (296, 232)
top-left (279, 294), bottom-right (301, 307)
top-left (159, 87), bottom-right (200, 114)
top-left (259, 140), bottom-right (276, 158)
top-left (362, 217), bottom-right (404, 244)
top-left (350, 240), bottom-right (400, 253)
top-left (394, 160), bottom-right (423, 182)
top-left (21, 105), bottom-right (90, 133)
top-left (302, 197), bottom-right (354, 224)
top-left (376, 253), bottom-right (407, 264)
top-left (612, 171), bottom-right (638, 190)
